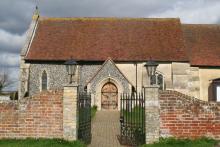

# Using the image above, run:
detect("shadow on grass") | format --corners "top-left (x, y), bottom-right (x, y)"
top-left (0, 138), bottom-right (85, 147)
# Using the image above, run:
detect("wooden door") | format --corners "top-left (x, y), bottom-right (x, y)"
top-left (101, 82), bottom-right (118, 110)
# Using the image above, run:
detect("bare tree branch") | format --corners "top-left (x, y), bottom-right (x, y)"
top-left (0, 68), bottom-right (14, 93)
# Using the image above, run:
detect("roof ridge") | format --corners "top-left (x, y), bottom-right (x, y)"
top-left (182, 24), bottom-right (220, 26)
top-left (39, 16), bottom-right (180, 21)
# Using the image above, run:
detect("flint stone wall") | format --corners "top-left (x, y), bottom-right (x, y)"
top-left (89, 61), bottom-right (130, 93)
top-left (29, 63), bottom-right (68, 96)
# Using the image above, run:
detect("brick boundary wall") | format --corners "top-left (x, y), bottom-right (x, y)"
top-left (0, 90), bottom-right (63, 139)
top-left (160, 90), bottom-right (220, 139)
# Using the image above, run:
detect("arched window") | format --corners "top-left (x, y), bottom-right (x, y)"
top-left (209, 78), bottom-right (220, 102)
top-left (41, 71), bottom-right (47, 91)
top-left (157, 74), bottom-right (164, 89)
top-left (150, 72), bottom-right (165, 90)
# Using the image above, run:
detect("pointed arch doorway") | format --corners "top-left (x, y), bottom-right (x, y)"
top-left (101, 82), bottom-right (118, 110)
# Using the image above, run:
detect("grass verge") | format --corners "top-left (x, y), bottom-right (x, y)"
top-left (0, 138), bottom-right (85, 147)
top-left (141, 137), bottom-right (218, 147)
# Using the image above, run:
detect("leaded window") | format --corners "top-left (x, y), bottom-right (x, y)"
top-left (150, 72), bottom-right (165, 90)
top-left (41, 71), bottom-right (47, 91)
top-left (209, 78), bottom-right (220, 102)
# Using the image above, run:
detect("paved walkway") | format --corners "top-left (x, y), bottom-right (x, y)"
top-left (89, 111), bottom-right (124, 147)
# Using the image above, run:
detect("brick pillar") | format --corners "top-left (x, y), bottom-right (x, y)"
top-left (144, 85), bottom-right (160, 144)
top-left (63, 84), bottom-right (78, 141)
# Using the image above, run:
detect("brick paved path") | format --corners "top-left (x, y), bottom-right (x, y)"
top-left (89, 111), bottom-right (124, 147)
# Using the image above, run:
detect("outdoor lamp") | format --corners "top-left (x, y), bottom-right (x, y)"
top-left (144, 59), bottom-right (158, 77)
top-left (64, 59), bottom-right (78, 84)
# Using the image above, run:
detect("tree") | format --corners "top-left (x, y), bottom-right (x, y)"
top-left (0, 70), bottom-right (13, 93)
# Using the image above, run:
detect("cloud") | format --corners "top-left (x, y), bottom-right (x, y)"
top-left (0, 52), bottom-right (20, 67)
top-left (38, 0), bottom-right (176, 17)
top-left (150, 0), bottom-right (220, 24)
top-left (0, 29), bottom-right (24, 91)
top-left (0, 66), bottom-right (19, 91)
top-left (0, 0), bottom-right (34, 34)
top-left (0, 0), bottom-right (219, 36)
top-left (37, 0), bottom-right (220, 24)
top-left (0, 28), bottom-right (24, 91)
top-left (0, 29), bottom-right (26, 54)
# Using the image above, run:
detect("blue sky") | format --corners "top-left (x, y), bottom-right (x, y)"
top-left (1, 0), bottom-right (220, 91)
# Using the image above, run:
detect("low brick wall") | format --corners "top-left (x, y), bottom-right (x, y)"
top-left (0, 90), bottom-right (63, 139)
top-left (160, 90), bottom-right (220, 139)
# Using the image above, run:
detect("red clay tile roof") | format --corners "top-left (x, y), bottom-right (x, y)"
top-left (182, 24), bottom-right (220, 66)
top-left (25, 17), bottom-right (188, 62)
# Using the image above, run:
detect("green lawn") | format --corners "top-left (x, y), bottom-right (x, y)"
top-left (79, 105), bottom-right (97, 122)
top-left (91, 105), bottom-right (97, 119)
top-left (141, 137), bottom-right (218, 147)
top-left (0, 138), bottom-right (85, 147)
top-left (122, 106), bottom-right (145, 124)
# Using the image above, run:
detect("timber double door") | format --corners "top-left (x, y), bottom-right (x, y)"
top-left (101, 82), bottom-right (118, 110)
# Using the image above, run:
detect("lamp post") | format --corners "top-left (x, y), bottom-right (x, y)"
top-left (64, 59), bottom-right (78, 84)
top-left (144, 59), bottom-right (158, 85)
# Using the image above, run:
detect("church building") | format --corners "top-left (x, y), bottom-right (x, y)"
top-left (19, 12), bottom-right (220, 110)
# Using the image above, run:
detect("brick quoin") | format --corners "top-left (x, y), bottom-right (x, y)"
top-left (0, 90), bottom-right (63, 139)
top-left (160, 90), bottom-right (220, 139)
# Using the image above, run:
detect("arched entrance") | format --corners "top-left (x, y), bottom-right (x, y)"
top-left (101, 82), bottom-right (118, 110)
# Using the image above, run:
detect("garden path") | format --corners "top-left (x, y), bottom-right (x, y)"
top-left (88, 111), bottom-right (124, 147)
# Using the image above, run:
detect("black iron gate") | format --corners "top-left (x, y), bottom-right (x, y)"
top-left (78, 92), bottom-right (91, 144)
top-left (119, 93), bottom-right (145, 146)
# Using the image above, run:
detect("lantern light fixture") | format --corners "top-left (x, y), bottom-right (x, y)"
top-left (144, 58), bottom-right (158, 77)
top-left (64, 59), bottom-right (78, 84)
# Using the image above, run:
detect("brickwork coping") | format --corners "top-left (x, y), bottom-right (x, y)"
top-left (160, 90), bottom-right (220, 139)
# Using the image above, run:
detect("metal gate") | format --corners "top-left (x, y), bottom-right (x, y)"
top-left (78, 92), bottom-right (91, 144)
top-left (119, 93), bottom-right (145, 146)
